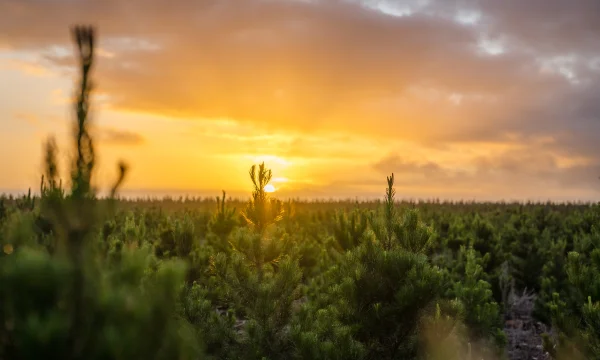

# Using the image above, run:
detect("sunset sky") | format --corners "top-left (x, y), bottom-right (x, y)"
top-left (1, 0), bottom-right (599, 201)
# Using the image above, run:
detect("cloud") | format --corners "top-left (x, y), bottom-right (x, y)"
top-left (374, 147), bottom-right (600, 198)
top-left (374, 155), bottom-right (447, 178)
top-left (13, 112), bottom-right (40, 126)
top-left (0, 58), bottom-right (53, 76)
top-left (0, 1), bottom-right (568, 134)
top-left (473, 0), bottom-right (600, 56)
top-left (97, 127), bottom-right (145, 145)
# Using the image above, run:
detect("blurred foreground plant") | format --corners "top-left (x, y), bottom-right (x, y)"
top-left (0, 25), bottom-right (202, 360)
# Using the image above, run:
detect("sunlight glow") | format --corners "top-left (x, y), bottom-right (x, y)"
top-left (247, 155), bottom-right (291, 167)
top-left (264, 184), bottom-right (276, 193)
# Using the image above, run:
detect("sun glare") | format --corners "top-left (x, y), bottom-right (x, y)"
top-left (264, 184), bottom-right (276, 193)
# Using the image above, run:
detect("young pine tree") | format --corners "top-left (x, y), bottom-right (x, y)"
top-left (207, 190), bottom-right (237, 253)
top-left (449, 247), bottom-right (506, 358)
top-left (369, 174), bottom-right (432, 254)
top-left (210, 163), bottom-right (302, 359)
top-left (545, 250), bottom-right (600, 359)
top-left (293, 174), bottom-right (457, 360)
top-left (332, 208), bottom-right (370, 252)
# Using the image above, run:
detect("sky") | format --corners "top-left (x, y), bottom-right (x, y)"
top-left (0, 0), bottom-right (599, 201)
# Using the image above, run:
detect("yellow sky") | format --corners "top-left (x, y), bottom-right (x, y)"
top-left (1, 0), bottom-right (599, 201)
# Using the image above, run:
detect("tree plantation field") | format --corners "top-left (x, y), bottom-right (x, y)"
top-left (3, 186), bottom-right (600, 360)
top-left (1, 26), bottom-right (600, 360)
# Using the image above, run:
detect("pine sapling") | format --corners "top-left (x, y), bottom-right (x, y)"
top-left (209, 190), bottom-right (237, 245)
top-left (238, 162), bottom-right (284, 279)
top-left (15, 188), bottom-right (35, 212)
top-left (0, 196), bottom-right (6, 224)
top-left (383, 173), bottom-right (396, 250)
top-left (242, 162), bottom-right (283, 235)
top-left (332, 209), bottom-right (369, 251)
top-left (451, 247), bottom-right (506, 356)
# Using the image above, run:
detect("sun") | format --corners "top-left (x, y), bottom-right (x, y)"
top-left (264, 184), bottom-right (276, 193)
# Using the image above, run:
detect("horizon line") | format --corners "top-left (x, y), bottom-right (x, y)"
top-left (1, 187), bottom-right (598, 205)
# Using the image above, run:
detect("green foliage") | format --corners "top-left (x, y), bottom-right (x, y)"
top-left (332, 208), bottom-right (370, 252)
top-left (0, 246), bottom-right (201, 360)
top-left (228, 226), bottom-right (292, 274)
top-left (200, 163), bottom-right (303, 359)
top-left (292, 304), bottom-right (366, 360)
top-left (242, 163), bottom-right (283, 235)
top-left (208, 191), bottom-right (237, 251)
top-left (179, 282), bottom-right (237, 359)
top-left (545, 250), bottom-right (600, 359)
top-left (382, 173), bottom-right (397, 250)
top-left (418, 300), bottom-right (469, 360)
top-left (15, 189), bottom-right (35, 213)
top-left (393, 208), bottom-right (434, 254)
top-left (297, 239), bottom-right (447, 360)
top-left (294, 174), bottom-right (464, 360)
top-left (0, 196), bottom-right (7, 224)
top-left (210, 251), bottom-right (303, 359)
top-left (156, 213), bottom-right (196, 258)
top-left (369, 174), bottom-right (432, 254)
top-left (449, 247), bottom-right (506, 357)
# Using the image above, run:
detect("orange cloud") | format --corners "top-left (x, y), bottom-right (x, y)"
top-left (0, 0), bottom-right (568, 139)
top-left (0, 58), bottom-right (53, 76)
top-left (97, 127), bottom-right (145, 145)
top-left (13, 112), bottom-right (40, 126)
